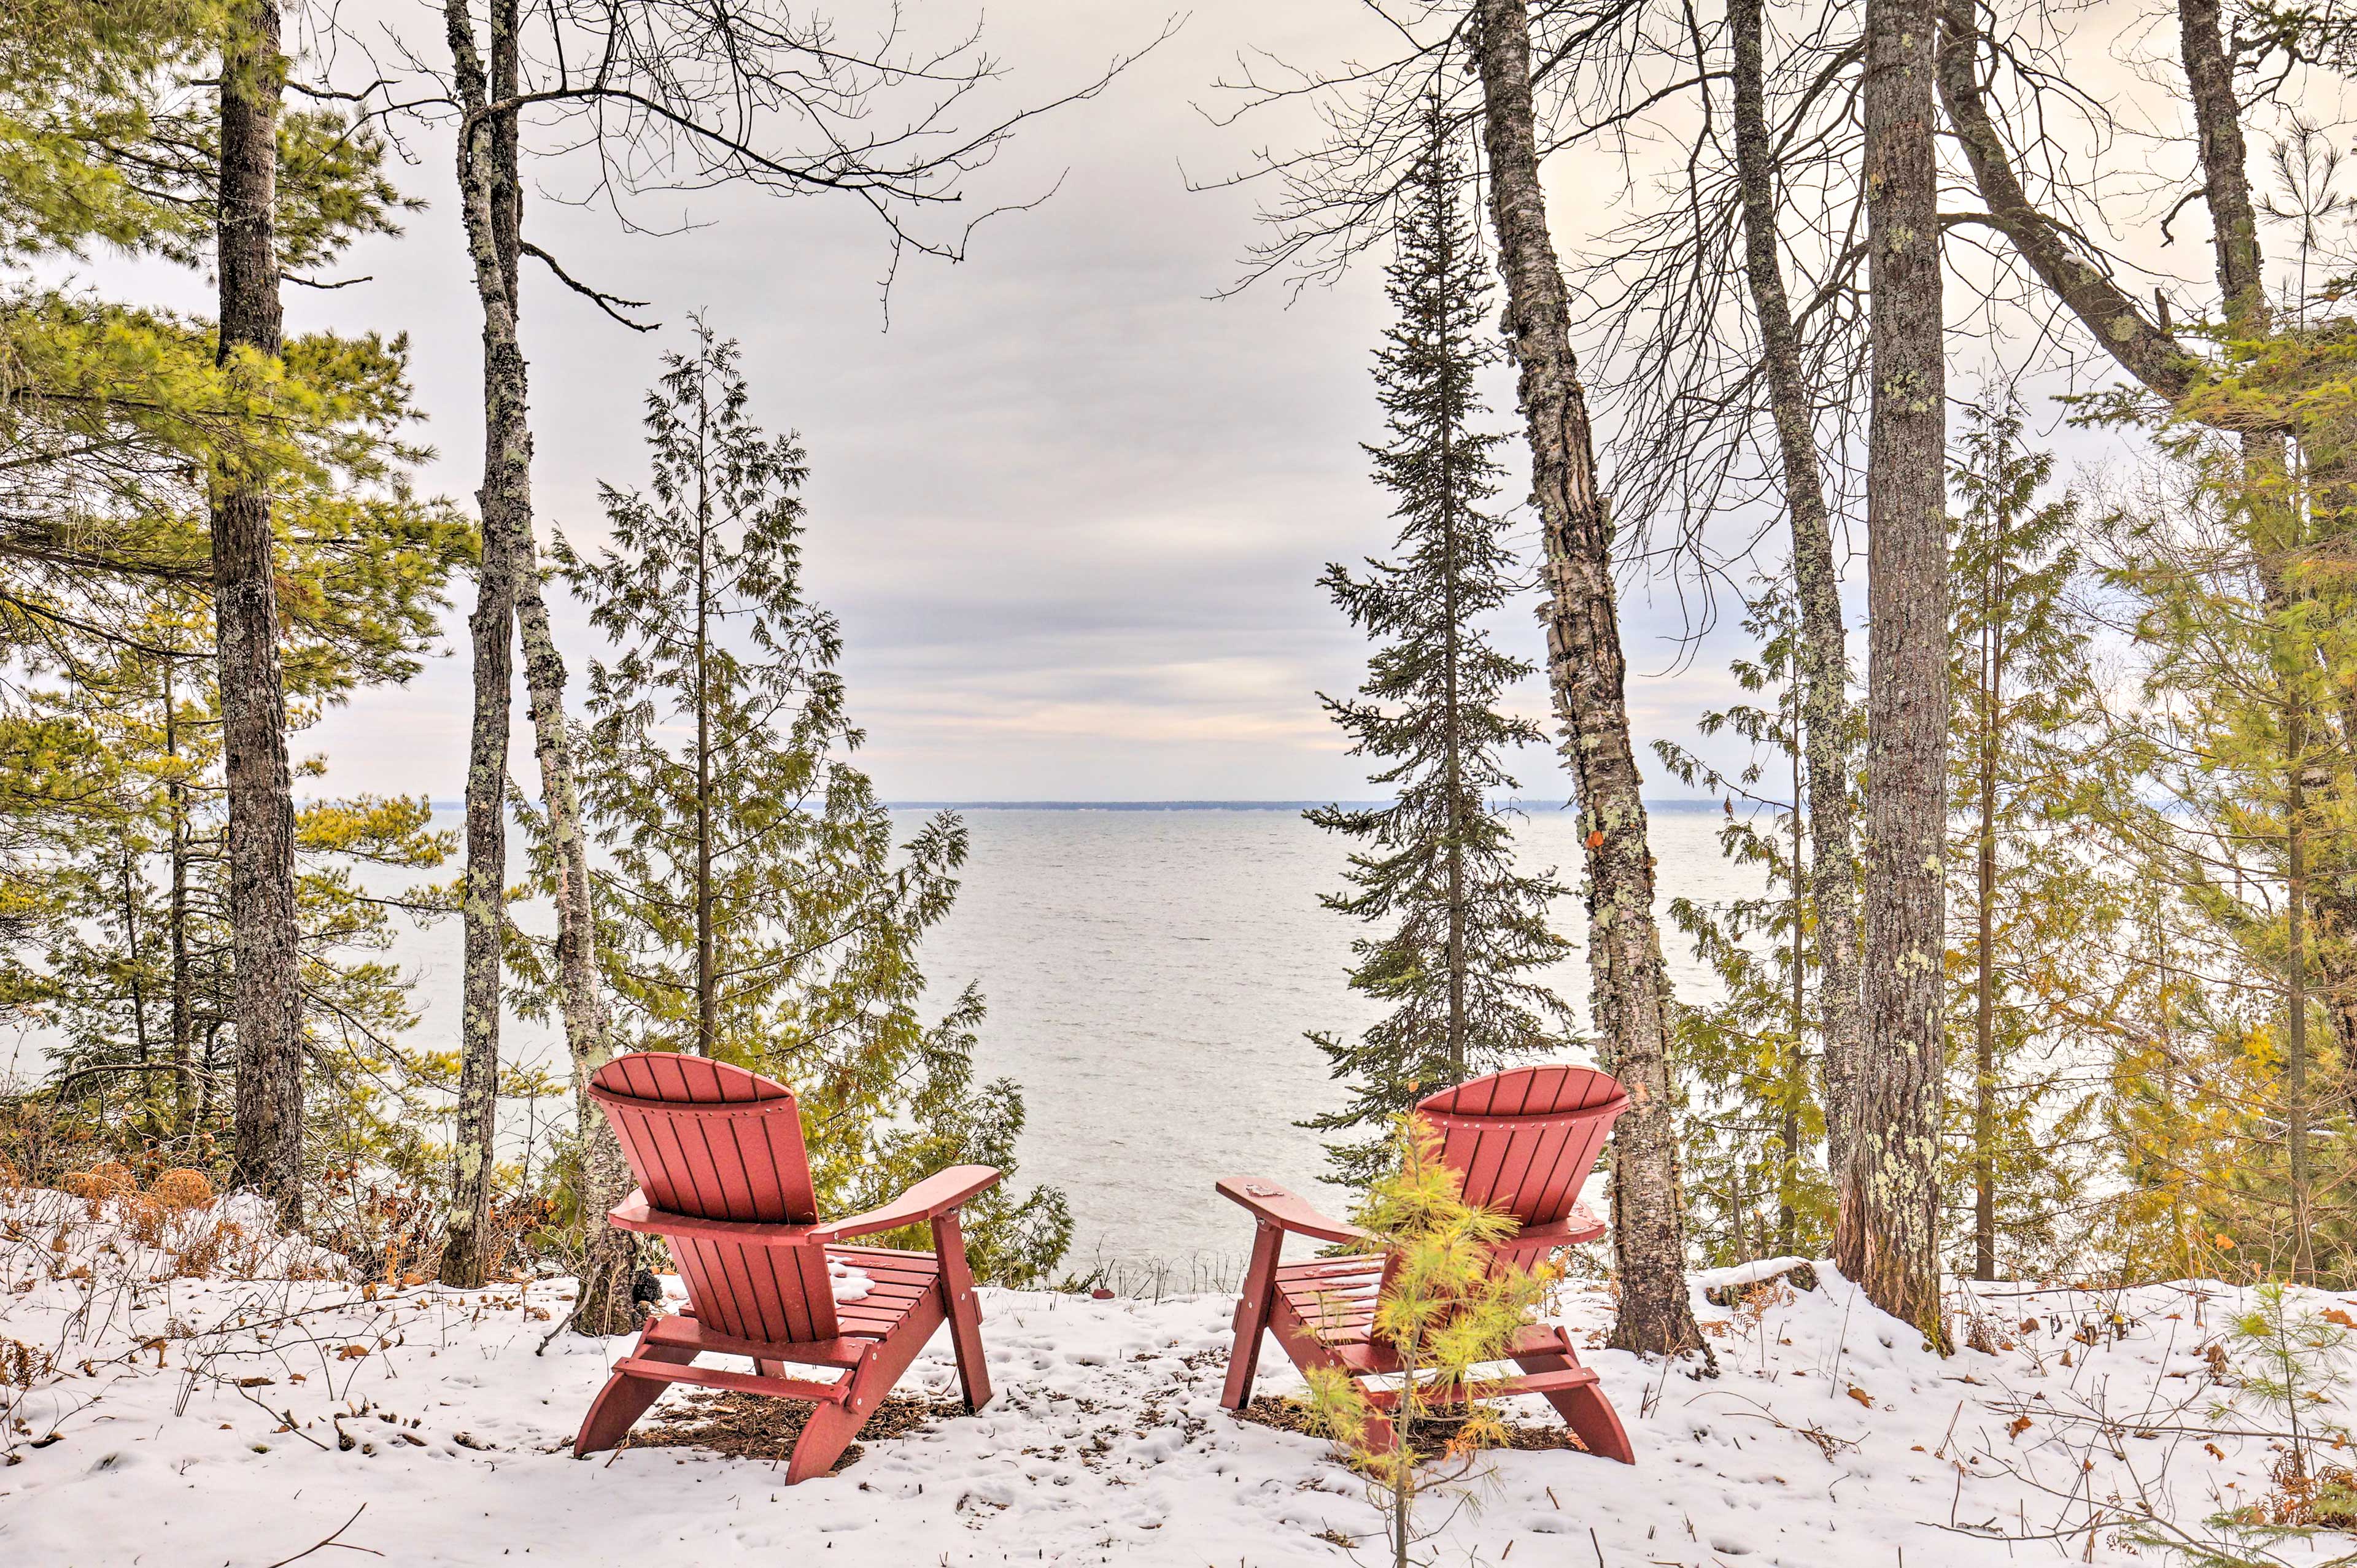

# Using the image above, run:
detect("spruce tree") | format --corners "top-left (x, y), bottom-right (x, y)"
top-left (1306, 112), bottom-right (1574, 1186)
top-left (1943, 395), bottom-right (2111, 1283)
top-left (552, 322), bottom-right (1070, 1283)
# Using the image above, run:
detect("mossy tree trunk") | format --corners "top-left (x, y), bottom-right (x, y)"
top-left (1469, 0), bottom-right (1699, 1358)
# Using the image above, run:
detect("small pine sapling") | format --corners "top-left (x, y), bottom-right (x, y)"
top-left (1302, 1114), bottom-right (1555, 1567)
top-left (2213, 1285), bottom-right (2357, 1531)
top-left (2137, 1285), bottom-right (2357, 1567)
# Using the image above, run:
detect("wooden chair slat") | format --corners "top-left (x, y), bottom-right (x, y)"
top-left (575, 1051), bottom-right (996, 1478)
top-left (1218, 1061), bottom-right (1638, 1464)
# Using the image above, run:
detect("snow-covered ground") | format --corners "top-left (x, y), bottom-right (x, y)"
top-left (5, 1184), bottom-right (2354, 1566)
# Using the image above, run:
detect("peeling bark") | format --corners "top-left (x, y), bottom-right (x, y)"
top-left (215, 0), bottom-right (305, 1225)
top-left (1833, 0), bottom-right (1951, 1351)
top-left (1730, 0), bottom-right (1862, 1188)
top-left (1470, 0), bottom-right (1700, 1358)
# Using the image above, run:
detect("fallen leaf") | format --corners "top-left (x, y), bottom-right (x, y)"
top-left (1846, 1386), bottom-right (1873, 1408)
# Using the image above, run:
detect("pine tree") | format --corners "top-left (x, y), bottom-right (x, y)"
top-left (1943, 396), bottom-right (2113, 1281)
top-left (1301, 1114), bottom-right (1555, 1568)
top-left (549, 323), bottom-right (1070, 1283)
top-left (1306, 108), bottom-right (1574, 1186)
top-left (1657, 590), bottom-right (1833, 1264)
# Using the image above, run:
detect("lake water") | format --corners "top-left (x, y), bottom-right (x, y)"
top-left (386, 803), bottom-right (1762, 1272)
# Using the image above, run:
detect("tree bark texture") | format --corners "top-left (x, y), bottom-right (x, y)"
top-left (1731, 0), bottom-right (1864, 1191)
top-left (1833, 0), bottom-right (1951, 1350)
top-left (215, 0), bottom-right (305, 1225)
top-left (441, 0), bottom-right (637, 1325)
top-left (440, 0), bottom-right (525, 1290)
top-left (1471, 0), bottom-right (1700, 1357)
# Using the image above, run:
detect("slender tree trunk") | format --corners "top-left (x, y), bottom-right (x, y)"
top-left (1730, 0), bottom-right (1864, 1191)
top-left (215, 0), bottom-right (304, 1224)
top-left (1973, 513), bottom-right (2002, 1282)
top-left (118, 835), bottom-right (160, 1141)
top-left (165, 664), bottom-right (194, 1133)
top-left (439, 0), bottom-right (527, 1289)
top-left (1834, 0), bottom-right (1951, 1351)
top-left (2286, 736), bottom-right (2316, 1283)
top-left (1471, 0), bottom-right (1700, 1357)
top-left (516, 571), bottom-right (638, 1331)
top-left (442, 0), bottom-right (636, 1325)
top-left (1439, 175), bottom-right (1468, 1084)
top-left (1783, 667), bottom-right (1803, 1257)
top-left (695, 398), bottom-right (716, 1057)
top-left (2183, 0), bottom-right (2336, 1211)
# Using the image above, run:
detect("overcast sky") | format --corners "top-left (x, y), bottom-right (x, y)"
top-left (172, 1), bottom-right (1784, 803)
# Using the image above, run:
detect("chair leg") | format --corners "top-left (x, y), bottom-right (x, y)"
top-left (1514, 1351), bottom-right (1635, 1464)
top-left (574, 1334), bottom-right (695, 1457)
top-left (932, 1212), bottom-right (993, 1413)
top-left (783, 1299), bottom-right (944, 1485)
top-left (1222, 1221), bottom-right (1283, 1410)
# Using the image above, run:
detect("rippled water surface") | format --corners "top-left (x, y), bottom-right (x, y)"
top-left (875, 806), bottom-right (1754, 1269)
top-left (14, 805), bottom-right (1764, 1272)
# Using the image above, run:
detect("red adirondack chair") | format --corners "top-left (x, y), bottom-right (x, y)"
top-left (573, 1051), bottom-right (999, 1482)
top-left (1217, 1064), bottom-right (1636, 1463)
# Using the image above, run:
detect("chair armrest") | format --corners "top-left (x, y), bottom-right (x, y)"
top-left (608, 1189), bottom-right (821, 1247)
top-left (1217, 1176), bottom-right (1379, 1246)
top-left (814, 1165), bottom-right (1003, 1243)
top-left (1519, 1202), bottom-right (1607, 1248)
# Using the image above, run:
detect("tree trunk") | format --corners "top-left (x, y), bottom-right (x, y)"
top-left (2286, 734), bottom-right (2316, 1283)
top-left (1973, 497), bottom-right (2002, 1283)
top-left (516, 579), bottom-right (640, 1332)
top-left (1833, 0), bottom-right (1951, 1351)
top-left (442, 0), bottom-right (637, 1327)
top-left (215, 0), bottom-right (304, 1225)
top-left (1731, 0), bottom-right (1864, 1191)
top-left (1783, 670), bottom-right (1803, 1258)
top-left (1470, 0), bottom-right (1700, 1358)
top-left (1440, 154), bottom-right (1468, 1085)
top-left (439, 0), bottom-right (527, 1290)
top-left (695, 395), bottom-right (716, 1057)
top-left (165, 663), bottom-right (195, 1133)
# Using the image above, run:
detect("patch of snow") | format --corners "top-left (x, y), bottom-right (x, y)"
top-left (4, 1187), bottom-right (2353, 1565)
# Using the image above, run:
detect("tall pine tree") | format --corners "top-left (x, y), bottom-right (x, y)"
top-left (1943, 396), bottom-right (2112, 1283)
top-left (1306, 109), bottom-right (1574, 1186)
top-left (548, 323), bottom-right (1070, 1283)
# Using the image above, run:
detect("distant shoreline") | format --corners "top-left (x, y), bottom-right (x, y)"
top-left (416, 797), bottom-right (1729, 813)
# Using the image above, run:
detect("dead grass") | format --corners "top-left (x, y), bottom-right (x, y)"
top-left (1228, 1394), bottom-right (1584, 1456)
top-left (630, 1389), bottom-right (969, 1474)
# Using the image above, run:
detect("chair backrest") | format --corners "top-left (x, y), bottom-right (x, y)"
top-left (1408, 1064), bottom-right (1629, 1276)
top-left (588, 1051), bottom-right (841, 1345)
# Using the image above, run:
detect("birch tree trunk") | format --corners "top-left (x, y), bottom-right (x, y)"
top-left (441, 0), bottom-right (637, 1326)
top-left (1730, 0), bottom-right (1863, 1188)
top-left (1833, 0), bottom-right (1950, 1350)
top-left (1470, 0), bottom-right (1700, 1357)
top-left (215, 0), bottom-right (305, 1224)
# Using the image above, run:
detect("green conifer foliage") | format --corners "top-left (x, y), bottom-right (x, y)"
top-left (1302, 1114), bottom-right (1554, 1567)
top-left (2092, 307), bottom-right (2357, 1287)
top-left (551, 323), bottom-right (1069, 1283)
top-left (1942, 396), bottom-right (2113, 1281)
top-left (1657, 591), bottom-right (1834, 1264)
top-left (1306, 110), bottom-right (1573, 1185)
